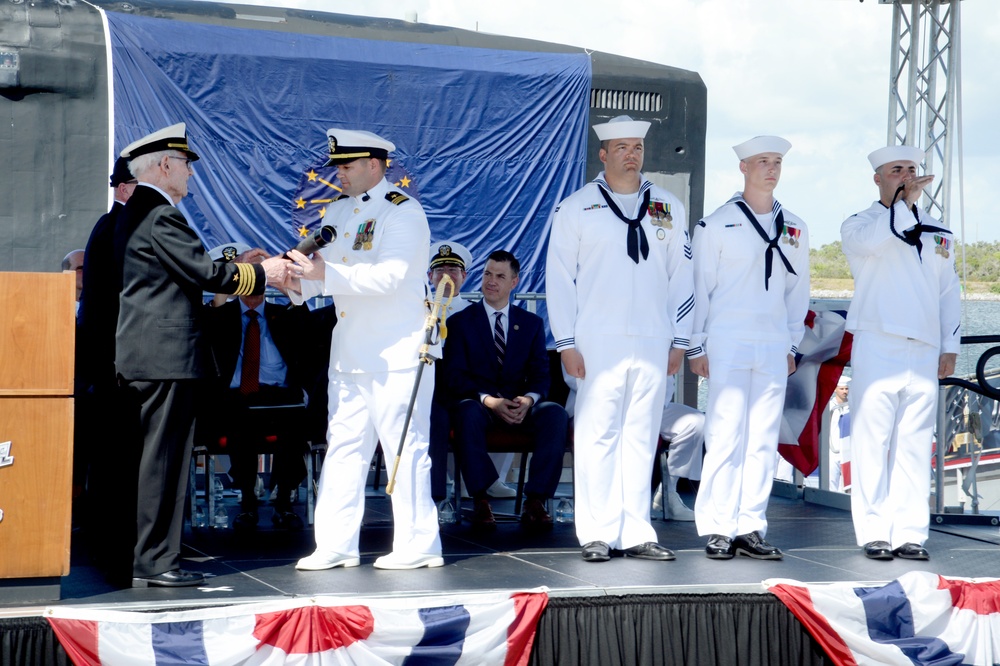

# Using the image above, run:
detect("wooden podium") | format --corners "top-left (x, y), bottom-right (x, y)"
top-left (0, 272), bottom-right (75, 586)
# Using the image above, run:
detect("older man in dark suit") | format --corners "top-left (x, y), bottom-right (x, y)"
top-left (446, 250), bottom-right (568, 530)
top-left (114, 123), bottom-right (288, 587)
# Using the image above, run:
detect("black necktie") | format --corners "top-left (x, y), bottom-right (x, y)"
top-left (734, 200), bottom-right (796, 291)
top-left (493, 311), bottom-right (506, 367)
top-left (598, 185), bottom-right (651, 264)
top-left (240, 310), bottom-right (260, 395)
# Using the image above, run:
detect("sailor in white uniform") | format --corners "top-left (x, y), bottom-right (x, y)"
top-left (841, 145), bottom-right (960, 561)
top-left (286, 129), bottom-right (442, 571)
top-left (546, 115), bottom-right (694, 563)
top-left (689, 136), bottom-right (810, 560)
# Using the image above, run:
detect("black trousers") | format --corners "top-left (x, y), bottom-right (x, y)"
top-left (452, 399), bottom-right (568, 498)
top-left (122, 379), bottom-right (197, 578)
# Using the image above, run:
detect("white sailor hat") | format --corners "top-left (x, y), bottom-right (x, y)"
top-left (120, 122), bottom-right (200, 161)
top-left (837, 374), bottom-right (851, 387)
top-left (733, 136), bottom-right (791, 160)
top-left (207, 242), bottom-right (251, 262)
top-left (429, 240), bottom-right (472, 271)
top-left (324, 128), bottom-right (395, 166)
top-left (592, 115), bottom-right (651, 142)
top-left (867, 145), bottom-right (924, 171)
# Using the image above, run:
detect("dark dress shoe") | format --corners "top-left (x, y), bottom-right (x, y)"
top-left (733, 531), bottom-right (783, 560)
top-left (520, 498), bottom-right (554, 530)
top-left (863, 540), bottom-right (893, 560)
top-left (271, 511), bottom-right (304, 530)
top-left (132, 569), bottom-right (205, 588)
top-left (623, 542), bottom-right (675, 561)
top-left (892, 543), bottom-right (929, 560)
top-left (233, 510), bottom-right (259, 531)
top-left (471, 498), bottom-right (497, 531)
top-left (705, 535), bottom-right (735, 559)
top-left (581, 540), bottom-right (611, 562)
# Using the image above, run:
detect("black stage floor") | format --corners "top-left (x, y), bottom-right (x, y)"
top-left (5, 486), bottom-right (999, 616)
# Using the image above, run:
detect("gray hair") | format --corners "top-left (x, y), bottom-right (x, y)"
top-left (129, 150), bottom-right (170, 178)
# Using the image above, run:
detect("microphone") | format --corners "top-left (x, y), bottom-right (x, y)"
top-left (286, 225), bottom-right (336, 258)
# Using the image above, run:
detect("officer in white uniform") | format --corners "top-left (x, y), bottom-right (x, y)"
top-left (287, 129), bottom-right (442, 571)
top-left (841, 145), bottom-right (960, 561)
top-left (546, 115), bottom-right (694, 563)
top-left (689, 136), bottom-right (810, 560)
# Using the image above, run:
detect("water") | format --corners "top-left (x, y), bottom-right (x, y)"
top-left (554, 498), bottom-right (574, 523)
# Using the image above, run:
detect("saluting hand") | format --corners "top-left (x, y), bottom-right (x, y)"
top-left (903, 175), bottom-right (935, 207)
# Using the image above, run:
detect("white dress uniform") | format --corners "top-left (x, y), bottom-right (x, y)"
top-left (659, 375), bottom-right (704, 482)
top-left (546, 172), bottom-right (694, 549)
top-left (841, 198), bottom-right (960, 548)
top-left (292, 176), bottom-right (440, 561)
top-left (690, 193), bottom-right (810, 538)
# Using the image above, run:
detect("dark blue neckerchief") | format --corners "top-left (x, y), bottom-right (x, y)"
top-left (733, 197), bottom-right (796, 290)
top-left (598, 184), bottom-right (651, 264)
top-left (886, 186), bottom-right (949, 262)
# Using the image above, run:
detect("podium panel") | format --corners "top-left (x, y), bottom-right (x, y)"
top-left (0, 398), bottom-right (73, 578)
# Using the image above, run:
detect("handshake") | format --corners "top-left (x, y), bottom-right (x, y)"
top-left (239, 225), bottom-right (337, 291)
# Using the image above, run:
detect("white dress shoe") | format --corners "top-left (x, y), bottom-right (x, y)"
top-left (487, 480), bottom-right (518, 498)
top-left (665, 491), bottom-right (695, 521)
top-left (373, 551), bottom-right (445, 570)
top-left (295, 551), bottom-right (361, 571)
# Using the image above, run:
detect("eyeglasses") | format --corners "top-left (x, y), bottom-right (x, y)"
top-left (166, 156), bottom-right (193, 167)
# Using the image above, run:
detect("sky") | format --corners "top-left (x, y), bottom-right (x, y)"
top-left (194, 0), bottom-right (999, 248)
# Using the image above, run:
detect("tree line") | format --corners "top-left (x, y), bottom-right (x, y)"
top-left (811, 240), bottom-right (1000, 283)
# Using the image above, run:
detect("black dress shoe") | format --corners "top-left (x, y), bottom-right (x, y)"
top-left (732, 531), bottom-right (783, 560)
top-left (233, 510), bottom-right (259, 531)
top-left (863, 540), bottom-right (893, 560)
top-left (271, 511), bottom-right (304, 530)
top-left (623, 542), bottom-right (675, 561)
top-left (581, 540), bottom-right (611, 562)
top-left (705, 535), bottom-right (735, 560)
top-left (892, 543), bottom-right (929, 560)
top-left (132, 569), bottom-right (205, 588)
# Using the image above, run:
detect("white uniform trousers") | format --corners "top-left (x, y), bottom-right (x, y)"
top-left (573, 335), bottom-right (667, 549)
top-left (313, 368), bottom-right (441, 558)
top-left (695, 338), bottom-right (787, 537)
top-left (660, 400), bottom-right (705, 481)
top-left (849, 331), bottom-right (937, 547)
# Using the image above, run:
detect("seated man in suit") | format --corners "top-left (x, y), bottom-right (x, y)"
top-left (200, 243), bottom-right (329, 530)
top-left (447, 249), bottom-right (568, 530)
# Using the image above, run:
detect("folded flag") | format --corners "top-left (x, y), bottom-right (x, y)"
top-left (47, 589), bottom-right (548, 666)
top-left (766, 571), bottom-right (1000, 665)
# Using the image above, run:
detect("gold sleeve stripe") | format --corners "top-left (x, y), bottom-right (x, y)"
top-left (232, 263), bottom-right (255, 296)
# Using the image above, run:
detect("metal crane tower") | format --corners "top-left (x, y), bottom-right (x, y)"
top-left (881, 0), bottom-right (963, 225)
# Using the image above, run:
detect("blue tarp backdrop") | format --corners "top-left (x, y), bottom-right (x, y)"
top-left (106, 12), bottom-right (592, 303)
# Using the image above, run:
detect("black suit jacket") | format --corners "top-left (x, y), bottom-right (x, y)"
top-left (445, 300), bottom-right (550, 404)
top-left (78, 201), bottom-right (123, 390)
top-left (114, 185), bottom-right (266, 380)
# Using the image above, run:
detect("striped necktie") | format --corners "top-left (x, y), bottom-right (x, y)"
top-left (493, 311), bottom-right (506, 367)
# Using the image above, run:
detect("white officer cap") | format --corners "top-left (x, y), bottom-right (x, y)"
top-left (429, 240), bottom-right (472, 271)
top-left (324, 128), bottom-right (396, 166)
top-left (120, 122), bottom-right (200, 161)
top-left (733, 136), bottom-right (791, 161)
top-left (207, 242), bottom-right (251, 262)
top-left (592, 115), bottom-right (650, 141)
top-left (867, 145), bottom-right (924, 171)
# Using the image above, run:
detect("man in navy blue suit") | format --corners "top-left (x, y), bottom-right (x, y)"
top-left (446, 250), bottom-right (568, 530)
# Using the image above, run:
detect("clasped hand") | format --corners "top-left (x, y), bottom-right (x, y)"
top-left (485, 395), bottom-right (534, 425)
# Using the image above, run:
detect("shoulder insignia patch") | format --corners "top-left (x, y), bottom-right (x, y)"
top-left (385, 192), bottom-right (409, 206)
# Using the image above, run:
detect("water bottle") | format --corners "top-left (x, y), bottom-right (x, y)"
top-left (192, 504), bottom-right (207, 528)
top-left (212, 475), bottom-right (225, 500)
top-left (555, 498), bottom-right (574, 523)
top-left (437, 500), bottom-right (456, 525)
top-left (213, 505), bottom-right (228, 529)
top-left (254, 474), bottom-right (266, 500)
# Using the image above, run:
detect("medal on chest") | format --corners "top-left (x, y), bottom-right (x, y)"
top-left (782, 225), bottom-right (801, 248)
top-left (648, 201), bottom-right (673, 229)
top-left (353, 219), bottom-right (377, 251)
top-left (934, 234), bottom-right (950, 258)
